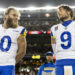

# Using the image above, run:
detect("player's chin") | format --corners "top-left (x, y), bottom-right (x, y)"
top-left (13, 23), bottom-right (18, 28)
top-left (59, 16), bottom-right (63, 19)
top-left (13, 20), bottom-right (17, 23)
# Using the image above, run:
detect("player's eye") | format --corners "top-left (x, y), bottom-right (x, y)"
top-left (12, 14), bottom-right (18, 17)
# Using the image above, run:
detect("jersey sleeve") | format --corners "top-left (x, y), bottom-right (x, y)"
top-left (50, 26), bottom-right (56, 39)
top-left (20, 28), bottom-right (27, 36)
top-left (38, 65), bottom-right (43, 75)
top-left (18, 26), bottom-right (27, 37)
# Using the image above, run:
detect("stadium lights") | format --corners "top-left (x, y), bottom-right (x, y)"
top-left (41, 6), bottom-right (57, 10)
top-left (45, 13), bottom-right (50, 17)
top-left (70, 6), bottom-right (75, 8)
top-left (16, 6), bottom-right (40, 11)
top-left (0, 6), bottom-right (75, 12)
top-left (27, 6), bottom-right (39, 10)
top-left (0, 8), bottom-right (5, 11)
top-left (14, 6), bottom-right (58, 11)
top-left (27, 14), bottom-right (31, 17)
top-left (17, 6), bottom-right (75, 10)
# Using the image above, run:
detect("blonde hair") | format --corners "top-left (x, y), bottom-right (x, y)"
top-left (4, 6), bottom-right (21, 19)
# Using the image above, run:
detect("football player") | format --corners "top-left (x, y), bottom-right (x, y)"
top-left (0, 7), bottom-right (27, 75)
top-left (51, 4), bottom-right (74, 75)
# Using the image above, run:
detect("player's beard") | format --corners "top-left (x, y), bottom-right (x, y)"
top-left (6, 17), bottom-right (18, 28)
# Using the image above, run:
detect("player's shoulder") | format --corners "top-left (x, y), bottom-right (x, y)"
top-left (11, 26), bottom-right (26, 34)
top-left (47, 63), bottom-right (55, 68)
top-left (69, 20), bottom-right (75, 26)
top-left (51, 24), bottom-right (58, 29)
top-left (40, 64), bottom-right (45, 68)
top-left (17, 26), bottom-right (26, 30)
top-left (16, 26), bottom-right (27, 36)
top-left (51, 63), bottom-right (55, 67)
top-left (50, 23), bottom-right (60, 31)
top-left (0, 24), bottom-right (3, 28)
top-left (16, 26), bottom-right (26, 32)
top-left (72, 20), bottom-right (75, 24)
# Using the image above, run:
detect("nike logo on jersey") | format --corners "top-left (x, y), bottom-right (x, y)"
top-left (13, 30), bottom-right (19, 32)
top-left (55, 26), bottom-right (58, 31)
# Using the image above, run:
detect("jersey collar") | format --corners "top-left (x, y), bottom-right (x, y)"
top-left (62, 20), bottom-right (72, 27)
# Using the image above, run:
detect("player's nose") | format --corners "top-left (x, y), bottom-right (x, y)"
top-left (15, 16), bottom-right (18, 20)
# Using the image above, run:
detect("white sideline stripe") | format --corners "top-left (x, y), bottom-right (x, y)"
top-left (64, 66), bottom-right (73, 75)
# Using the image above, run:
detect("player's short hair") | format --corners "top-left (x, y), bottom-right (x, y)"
top-left (58, 4), bottom-right (73, 18)
top-left (4, 6), bottom-right (21, 18)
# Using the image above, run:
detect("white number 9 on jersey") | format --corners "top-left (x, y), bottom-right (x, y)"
top-left (60, 31), bottom-right (71, 49)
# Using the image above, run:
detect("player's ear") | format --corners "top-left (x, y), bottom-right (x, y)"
top-left (67, 11), bottom-right (71, 16)
top-left (57, 10), bottom-right (59, 17)
top-left (4, 14), bottom-right (8, 20)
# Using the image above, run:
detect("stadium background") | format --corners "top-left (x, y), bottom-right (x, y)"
top-left (0, 0), bottom-right (75, 75)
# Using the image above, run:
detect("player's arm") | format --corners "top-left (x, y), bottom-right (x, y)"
top-left (51, 32), bottom-right (56, 51)
top-left (37, 66), bottom-right (43, 75)
top-left (16, 35), bottom-right (27, 64)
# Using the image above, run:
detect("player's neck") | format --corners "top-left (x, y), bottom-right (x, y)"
top-left (3, 21), bottom-right (8, 29)
top-left (47, 60), bottom-right (51, 63)
top-left (63, 17), bottom-right (72, 22)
